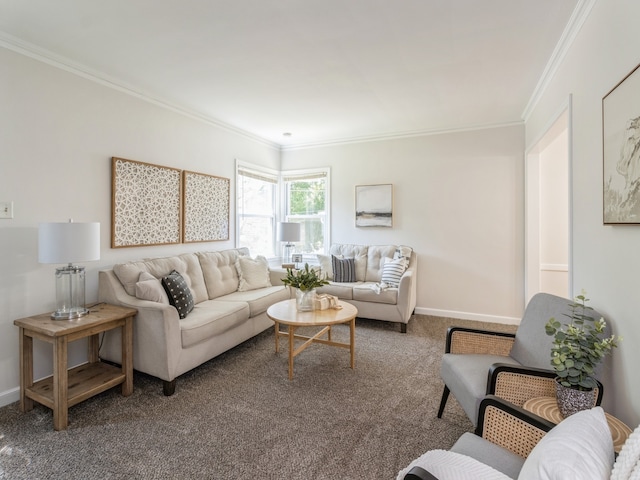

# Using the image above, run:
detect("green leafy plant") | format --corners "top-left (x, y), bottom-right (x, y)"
top-left (545, 291), bottom-right (621, 391)
top-left (281, 263), bottom-right (329, 291)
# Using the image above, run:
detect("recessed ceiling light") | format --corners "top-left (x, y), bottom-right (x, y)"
top-left (283, 132), bottom-right (292, 137)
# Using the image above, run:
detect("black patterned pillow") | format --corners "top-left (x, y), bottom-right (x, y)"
top-left (161, 270), bottom-right (194, 319)
top-left (331, 255), bottom-right (356, 283)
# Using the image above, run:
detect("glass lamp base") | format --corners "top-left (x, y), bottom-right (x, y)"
top-left (51, 307), bottom-right (89, 320)
top-left (52, 264), bottom-right (88, 320)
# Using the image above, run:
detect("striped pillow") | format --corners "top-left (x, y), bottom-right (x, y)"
top-left (380, 257), bottom-right (407, 287)
top-left (331, 255), bottom-right (356, 282)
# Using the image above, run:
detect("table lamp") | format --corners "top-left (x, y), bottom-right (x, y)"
top-left (277, 222), bottom-right (300, 267)
top-left (38, 219), bottom-right (100, 319)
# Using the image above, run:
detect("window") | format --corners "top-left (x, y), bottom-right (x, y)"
top-left (236, 162), bottom-right (278, 258)
top-left (282, 168), bottom-right (330, 262)
top-left (236, 162), bottom-right (331, 262)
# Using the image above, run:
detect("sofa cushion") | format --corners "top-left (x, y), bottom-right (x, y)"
top-left (365, 245), bottom-right (397, 282)
top-left (162, 270), bottom-right (195, 319)
top-left (215, 286), bottom-right (290, 317)
top-left (236, 255), bottom-right (271, 291)
top-left (180, 300), bottom-right (251, 348)
top-left (135, 272), bottom-right (169, 304)
top-left (380, 257), bottom-right (407, 287)
top-left (197, 249), bottom-right (247, 299)
top-left (316, 254), bottom-right (334, 280)
top-left (518, 407), bottom-right (614, 480)
top-left (353, 283), bottom-right (397, 304)
top-left (332, 255), bottom-right (356, 282)
top-left (316, 282), bottom-right (355, 300)
top-left (113, 253), bottom-right (208, 304)
top-left (329, 244), bottom-right (368, 281)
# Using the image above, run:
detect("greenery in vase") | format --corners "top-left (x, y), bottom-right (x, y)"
top-left (545, 291), bottom-right (621, 391)
top-left (281, 263), bottom-right (329, 291)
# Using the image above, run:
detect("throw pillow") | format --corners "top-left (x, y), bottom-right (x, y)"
top-left (161, 270), bottom-right (194, 319)
top-left (396, 449), bottom-right (510, 480)
top-left (518, 406), bottom-right (614, 480)
top-left (135, 272), bottom-right (169, 304)
top-left (236, 255), bottom-right (271, 292)
top-left (331, 255), bottom-right (356, 283)
top-left (380, 257), bottom-right (407, 287)
top-left (316, 254), bottom-right (334, 280)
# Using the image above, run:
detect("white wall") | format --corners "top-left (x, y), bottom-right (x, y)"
top-left (282, 125), bottom-right (525, 324)
top-left (0, 47), bottom-right (279, 405)
top-left (525, 0), bottom-right (640, 426)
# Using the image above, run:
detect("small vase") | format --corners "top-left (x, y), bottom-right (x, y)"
top-left (295, 288), bottom-right (316, 311)
top-left (555, 379), bottom-right (598, 418)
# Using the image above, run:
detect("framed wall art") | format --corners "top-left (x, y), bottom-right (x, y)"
top-left (603, 62), bottom-right (640, 224)
top-left (182, 170), bottom-right (230, 242)
top-left (111, 157), bottom-right (182, 247)
top-left (355, 184), bottom-right (393, 227)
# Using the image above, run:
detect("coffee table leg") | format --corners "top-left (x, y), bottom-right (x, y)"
top-left (274, 321), bottom-right (280, 353)
top-left (288, 325), bottom-right (296, 380)
top-left (350, 318), bottom-right (355, 369)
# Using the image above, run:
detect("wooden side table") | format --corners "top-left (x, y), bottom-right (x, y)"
top-left (523, 396), bottom-right (632, 453)
top-left (14, 303), bottom-right (137, 430)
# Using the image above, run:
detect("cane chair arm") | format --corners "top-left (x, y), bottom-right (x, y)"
top-left (487, 364), bottom-right (604, 408)
top-left (445, 327), bottom-right (515, 355)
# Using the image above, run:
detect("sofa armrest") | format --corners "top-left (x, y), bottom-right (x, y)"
top-left (487, 364), bottom-right (604, 408)
top-left (476, 395), bottom-right (554, 458)
top-left (396, 253), bottom-right (418, 322)
top-left (445, 327), bottom-right (515, 355)
top-left (98, 270), bottom-right (183, 381)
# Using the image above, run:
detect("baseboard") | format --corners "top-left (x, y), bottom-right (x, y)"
top-left (0, 386), bottom-right (20, 408)
top-left (415, 307), bottom-right (520, 325)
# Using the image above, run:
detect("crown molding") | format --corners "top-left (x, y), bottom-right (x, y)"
top-left (280, 121), bottom-right (524, 151)
top-left (0, 31), bottom-right (281, 151)
top-left (521, 0), bottom-right (596, 122)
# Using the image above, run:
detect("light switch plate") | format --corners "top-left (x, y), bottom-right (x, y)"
top-left (0, 201), bottom-right (14, 219)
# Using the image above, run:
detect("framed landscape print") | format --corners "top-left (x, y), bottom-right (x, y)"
top-left (112, 157), bottom-right (182, 247)
top-left (355, 184), bottom-right (393, 227)
top-left (603, 62), bottom-right (640, 224)
top-left (182, 170), bottom-right (230, 242)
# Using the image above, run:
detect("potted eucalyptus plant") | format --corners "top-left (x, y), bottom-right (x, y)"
top-left (545, 291), bottom-right (621, 417)
top-left (281, 263), bottom-right (329, 311)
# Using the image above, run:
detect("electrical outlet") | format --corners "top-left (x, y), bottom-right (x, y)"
top-left (0, 201), bottom-right (14, 219)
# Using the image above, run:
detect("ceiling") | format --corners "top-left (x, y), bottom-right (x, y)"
top-left (0, 0), bottom-right (581, 148)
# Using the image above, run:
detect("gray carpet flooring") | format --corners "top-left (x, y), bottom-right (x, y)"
top-left (0, 315), bottom-right (516, 480)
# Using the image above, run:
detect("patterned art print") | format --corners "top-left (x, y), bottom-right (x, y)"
top-left (112, 157), bottom-right (182, 247)
top-left (183, 171), bottom-right (230, 242)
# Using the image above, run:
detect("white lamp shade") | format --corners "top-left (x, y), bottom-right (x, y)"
top-left (277, 222), bottom-right (301, 242)
top-left (38, 221), bottom-right (100, 264)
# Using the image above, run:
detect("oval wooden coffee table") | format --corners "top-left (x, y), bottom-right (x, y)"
top-left (266, 299), bottom-right (358, 380)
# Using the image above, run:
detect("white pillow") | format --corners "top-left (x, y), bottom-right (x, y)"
top-left (396, 449), bottom-right (511, 480)
top-left (316, 254), bottom-right (333, 280)
top-left (135, 272), bottom-right (169, 304)
top-left (236, 255), bottom-right (271, 292)
top-left (518, 407), bottom-right (614, 480)
top-left (380, 256), bottom-right (407, 287)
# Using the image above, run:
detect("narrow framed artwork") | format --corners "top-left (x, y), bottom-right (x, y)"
top-left (182, 170), bottom-right (230, 242)
top-left (603, 62), bottom-right (640, 224)
top-left (355, 184), bottom-right (393, 227)
top-left (111, 157), bottom-right (182, 247)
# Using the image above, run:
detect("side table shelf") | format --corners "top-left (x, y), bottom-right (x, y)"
top-left (14, 303), bottom-right (137, 431)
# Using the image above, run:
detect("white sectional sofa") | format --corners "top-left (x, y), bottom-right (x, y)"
top-left (98, 247), bottom-right (290, 395)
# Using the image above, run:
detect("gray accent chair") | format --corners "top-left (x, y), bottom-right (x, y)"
top-left (437, 292), bottom-right (607, 426)
top-left (405, 396), bottom-right (554, 479)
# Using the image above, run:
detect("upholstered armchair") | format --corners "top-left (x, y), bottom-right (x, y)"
top-left (400, 395), bottom-right (634, 480)
top-left (437, 292), bottom-right (607, 427)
